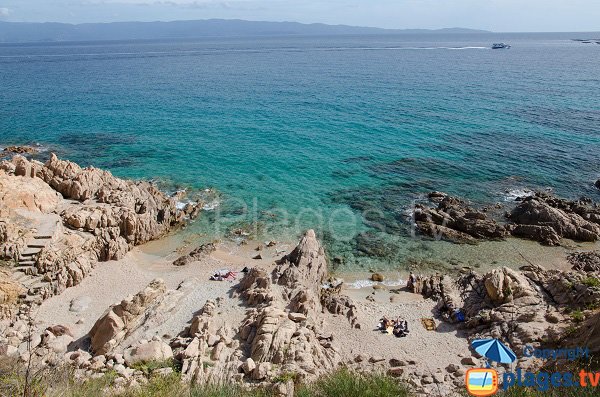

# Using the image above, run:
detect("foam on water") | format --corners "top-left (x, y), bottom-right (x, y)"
top-left (346, 278), bottom-right (407, 290)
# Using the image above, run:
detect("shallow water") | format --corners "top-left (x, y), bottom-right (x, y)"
top-left (1, 33), bottom-right (599, 271)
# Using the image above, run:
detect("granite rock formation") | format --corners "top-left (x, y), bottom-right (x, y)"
top-left (414, 192), bottom-right (508, 244)
top-left (507, 193), bottom-right (600, 245)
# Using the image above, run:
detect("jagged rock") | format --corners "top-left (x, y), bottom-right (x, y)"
top-left (88, 279), bottom-right (167, 355)
top-left (237, 268), bottom-right (273, 306)
top-left (508, 193), bottom-right (600, 245)
top-left (1, 154), bottom-right (202, 310)
top-left (273, 230), bottom-right (328, 291)
top-left (568, 251), bottom-right (600, 273)
top-left (252, 362), bottom-right (271, 380)
top-left (414, 193), bottom-right (508, 244)
top-left (230, 230), bottom-right (345, 381)
top-left (288, 312), bottom-right (307, 322)
top-left (189, 300), bottom-right (216, 335)
top-left (510, 224), bottom-right (561, 246)
top-left (123, 341), bottom-right (173, 366)
top-left (172, 243), bottom-right (216, 266)
top-left (241, 358), bottom-right (256, 374)
top-left (0, 344), bottom-right (18, 357)
top-left (153, 367), bottom-right (174, 377)
top-left (434, 264), bottom-right (600, 354)
top-left (0, 270), bottom-right (24, 317)
top-left (483, 267), bottom-right (536, 305)
top-left (182, 337), bottom-right (200, 358)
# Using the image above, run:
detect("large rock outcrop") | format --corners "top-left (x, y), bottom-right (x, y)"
top-left (41, 153), bottom-right (187, 251)
top-left (421, 264), bottom-right (600, 357)
top-left (174, 230), bottom-right (357, 388)
top-left (507, 193), bottom-right (600, 245)
top-left (414, 192), bottom-right (508, 244)
top-left (0, 154), bottom-right (202, 312)
top-left (89, 279), bottom-right (167, 355)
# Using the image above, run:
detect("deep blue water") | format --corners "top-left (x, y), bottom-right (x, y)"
top-left (1, 33), bottom-right (600, 269)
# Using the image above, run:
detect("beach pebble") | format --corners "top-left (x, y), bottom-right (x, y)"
top-left (390, 359), bottom-right (407, 367)
top-left (422, 375), bottom-right (434, 385)
top-left (387, 367), bottom-right (405, 377)
top-left (354, 354), bottom-right (366, 363)
top-left (433, 373), bottom-right (445, 384)
top-left (460, 357), bottom-right (477, 366)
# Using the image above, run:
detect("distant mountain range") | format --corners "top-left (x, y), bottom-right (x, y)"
top-left (0, 19), bottom-right (490, 43)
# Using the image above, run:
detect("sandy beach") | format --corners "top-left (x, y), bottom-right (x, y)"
top-left (2, 152), bottom-right (600, 397)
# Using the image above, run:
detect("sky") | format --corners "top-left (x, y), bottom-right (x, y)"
top-left (0, 0), bottom-right (599, 32)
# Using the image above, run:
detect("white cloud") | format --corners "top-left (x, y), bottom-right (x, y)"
top-left (0, 7), bottom-right (10, 17)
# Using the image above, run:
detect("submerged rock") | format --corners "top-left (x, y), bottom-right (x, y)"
top-left (1, 146), bottom-right (39, 155)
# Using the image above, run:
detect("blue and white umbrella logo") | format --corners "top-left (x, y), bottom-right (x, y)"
top-left (471, 338), bottom-right (517, 366)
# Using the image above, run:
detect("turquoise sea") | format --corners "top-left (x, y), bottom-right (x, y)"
top-left (1, 33), bottom-right (600, 271)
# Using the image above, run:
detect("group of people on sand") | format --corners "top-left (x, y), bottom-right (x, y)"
top-left (377, 316), bottom-right (410, 338)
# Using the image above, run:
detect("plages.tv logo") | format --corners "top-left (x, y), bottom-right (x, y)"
top-left (465, 338), bottom-right (516, 396)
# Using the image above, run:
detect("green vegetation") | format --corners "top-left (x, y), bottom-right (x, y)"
top-left (1, 358), bottom-right (411, 397)
top-left (570, 309), bottom-right (585, 323)
top-left (581, 276), bottom-right (600, 288)
top-left (129, 359), bottom-right (179, 376)
top-left (296, 369), bottom-right (411, 397)
top-left (272, 371), bottom-right (299, 384)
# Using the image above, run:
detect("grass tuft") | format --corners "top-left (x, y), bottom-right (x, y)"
top-left (296, 368), bottom-right (411, 397)
top-left (581, 277), bottom-right (600, 288)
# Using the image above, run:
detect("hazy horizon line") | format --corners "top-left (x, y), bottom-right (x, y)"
top-left (1, 18), bottom-right (600, 34)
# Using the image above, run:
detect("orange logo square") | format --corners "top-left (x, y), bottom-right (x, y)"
top-left (465, 368), bottom-right (499, 396)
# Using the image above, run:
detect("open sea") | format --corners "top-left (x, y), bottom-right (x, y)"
top-left (1, 32), bottom-right (600, 272)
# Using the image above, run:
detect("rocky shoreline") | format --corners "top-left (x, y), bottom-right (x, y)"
top-left (0, 153), bottom-right (203, 315)
top-left (415, 190), bottom-right (600, 246)
top-left (1, 151), bottom-right (600, 396)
